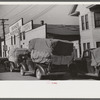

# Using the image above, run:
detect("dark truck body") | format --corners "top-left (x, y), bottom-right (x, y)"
top-left (19, 38), bottom-right (75, 79)
top-left (8, 48), bottom-right (29, 72)
top-left (70, 47), bottom-right (100, 78)
top-left (0, 57), bottom-right (9, 72)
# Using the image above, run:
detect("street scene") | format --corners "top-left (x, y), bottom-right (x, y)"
top-left (0, 4), bottom-right (100, 80)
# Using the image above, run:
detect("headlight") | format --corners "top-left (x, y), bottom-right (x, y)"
top-left (22, 56), bottom-right (25, 59)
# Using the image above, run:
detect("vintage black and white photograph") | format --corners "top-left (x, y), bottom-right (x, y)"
top-left (0, 3), bottom-right (100, 81)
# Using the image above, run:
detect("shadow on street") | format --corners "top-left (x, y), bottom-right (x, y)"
top-left (42, 73), bottom-right (100, 80)
top-left (0, 70), bottom-right (99, 80)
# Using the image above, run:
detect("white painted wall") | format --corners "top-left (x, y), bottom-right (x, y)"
top-left (1, 25), bottom-right (46, 57)
top-left (21, 25), bottom-right (46, 49)
top-left (75, 5), bottom-right (100, 55)
top-left (72, 40), bottom-right (80, 58)
top-left (78, 5), bottom-right (93, 54)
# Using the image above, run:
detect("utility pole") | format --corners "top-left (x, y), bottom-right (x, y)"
top-left (0, 19), bottom-right (8, 57)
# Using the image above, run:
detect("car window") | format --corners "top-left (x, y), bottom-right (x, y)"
top-left (16, 50), bottom-right (28, 56)
top-left (83, 51), bottom-right (90, 58)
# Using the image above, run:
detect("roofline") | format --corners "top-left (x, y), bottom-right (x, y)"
top-left (69, 5), bottom-right (80, 17)
top-left (69, 5), bottom-right (78, 15)
top-left (69, 11), bottom-right (80, 16)
top-left (86, 4), bottom-right (96, 9)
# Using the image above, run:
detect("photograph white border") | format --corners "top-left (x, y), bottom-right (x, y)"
top-left (0, 2), bottom-right (100, 98)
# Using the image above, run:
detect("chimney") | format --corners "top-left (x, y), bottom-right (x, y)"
top-left (41, 20), bottom-right (44, 25)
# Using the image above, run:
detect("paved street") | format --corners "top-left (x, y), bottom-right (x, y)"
top-left (0, 64), bottom-right (99, 80)
top-left (0, 71), bottom-right (70, 80)
top-left (0, 72), bottom-right (37, 80)
top-left (0, 71), bottom-right (99, 80)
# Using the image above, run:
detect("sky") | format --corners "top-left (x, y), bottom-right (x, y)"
top-left (0, 5), bottom-right (79, 37)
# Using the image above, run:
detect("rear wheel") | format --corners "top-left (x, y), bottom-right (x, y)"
top-left (97, 67), bottom-right (100, 79)
top-left (10, 62), bottom-right (14, 72)
top-left (69, 64), bottom-right (77, 78)
top-left (4, 61), bottom-right (10, 72)
top-left (36, 68), bottom-right (42, 80)
top-left (20, 66), bottom-right (25, 76)
top-left (27, 59), bottom-right (35, 74)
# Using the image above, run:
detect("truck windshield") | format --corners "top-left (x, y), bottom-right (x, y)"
top-left (16, 50), bottom-right (29, 56)
top-left (83, 51), bottom-right (90, 58)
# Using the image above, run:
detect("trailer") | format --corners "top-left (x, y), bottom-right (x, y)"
top-left (19, 38), bottom-right (75, 79)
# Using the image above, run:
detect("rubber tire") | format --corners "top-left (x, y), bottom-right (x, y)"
top-left (20, 66), bottom-right (25, 76)
top-left (36, 68), bottom-right (42, 80)
top-left (97, 68), bottom-right (100, 80)
top-left (69, 64), bottom-right (77, 78)
top-left (10, 62), bottom-right (14, 72)
top-left (27, 60), bottom-right (34, 73)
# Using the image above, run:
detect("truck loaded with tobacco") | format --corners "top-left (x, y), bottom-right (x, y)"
top-left (16, 38), bottom-right (76, 79)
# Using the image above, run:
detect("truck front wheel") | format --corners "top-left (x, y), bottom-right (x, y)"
top-left (10, 62), bottom-right (14, 72)
top-left (69, 64), bottom-right (77, 78)
top-left (97, 67), bottom-right (100, 79)
top-left (20, 66), bottom-right (25, 76)
top-left (36, 68), bottom-right (42, 80)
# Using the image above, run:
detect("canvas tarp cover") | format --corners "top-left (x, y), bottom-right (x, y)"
top-left (91, 47), bottom-right (100, 66)
top-left (9, 48), bottom-right (28, 62)
top-left (29, 38), bottom-right (74, 65)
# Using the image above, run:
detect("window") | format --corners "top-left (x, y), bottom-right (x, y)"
top-left (20, 33), bottom-right (22, 41)
top-left (94, 12), bottom-right (100, 27)
top-left (23, 32), bottom-right (25, 40)
top-left (3, 52), bottom-right (5, 57)
top-left (81, 16), bottom-right (85, 30)
top-left (83, 51), bottom-right (89, 58)
top-left (87, 42), bottom-right (90, 49)
top-left (96, 42), bottom-right (100, 48)
top-left (85, 14), bottom-right (89, 29)
top-left (83, 43), bottom-right (86, 51)
top-left (14, 35), bottom-right (16, 45)
top-left (11, 36), bottom-right (13, 45)
top-left (21, 45), bottom-right (22, 48)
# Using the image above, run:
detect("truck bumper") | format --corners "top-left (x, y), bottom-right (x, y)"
top-left (45, 72), bottom-right (67, 75)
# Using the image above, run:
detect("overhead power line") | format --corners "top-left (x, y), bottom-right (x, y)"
top-left (8, 5), bottom-right (37, 20)
top-left (31, 5), bottom-right (56, 21)
top-left (8, 5), bottom-right (56, 23)
top-left (0, 6), bottom-right (18, 19)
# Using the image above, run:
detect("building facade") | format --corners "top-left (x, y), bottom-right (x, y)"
top-left (70, 5), bottom-right (100, 55)
top-left (46, 24), bottom-right (80, 57)
top-left (1, 5), bottom-right (80, 57)
top-left (2, 21), bottom-right (80, 58)
top-left (1, 19), bottom-right (46, 57)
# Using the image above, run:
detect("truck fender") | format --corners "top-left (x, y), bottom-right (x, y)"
top-left (97, 63), bottom-right (100, 67)
top-left (10, 61), bottom-right (15, 68)
top-left (35, 64), bottom-right (45, 75)
top-left (20, 62), bottom-right (27, 71)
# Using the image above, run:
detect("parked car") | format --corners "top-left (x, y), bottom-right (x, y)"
top-left (19, 38), bottom-right (75, 79)
top-left (8, 48), bottom-right (29, 72)
top-left (69, 47), bottom-right (100, 78)
top-left (0, 57), bottom-right (9, 72)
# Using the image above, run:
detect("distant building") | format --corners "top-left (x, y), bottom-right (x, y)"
top-left (69, 4), bottom-right (100, 55)
top-left (1, 20), bottom-right (46, 57)
top-left (1, 19), bottom-right (80, 58)
top-left (0, 5), bottom-right (79, 57)
top-left (46, 24), bottom-right (80, 57)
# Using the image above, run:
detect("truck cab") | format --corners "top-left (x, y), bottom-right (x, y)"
top-left (69, 48), bottom-right (100, 78)
top-left (19, 38), bottom-right (74, 80)
top-left (8, 48), bottom-right (29, 72)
